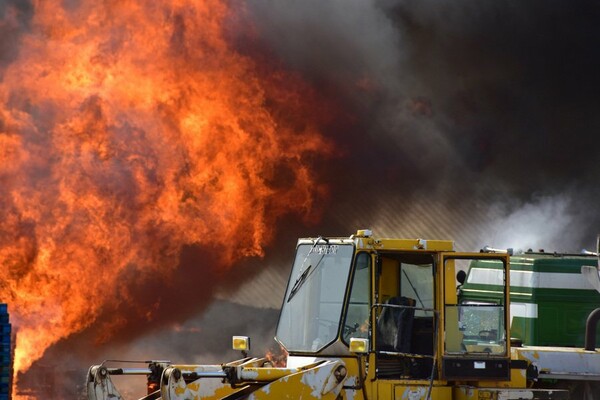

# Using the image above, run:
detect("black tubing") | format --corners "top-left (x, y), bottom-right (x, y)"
top-left (584, 308), bottom-right (600, 351)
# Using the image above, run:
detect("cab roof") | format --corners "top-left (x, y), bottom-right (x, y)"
top-left (298, 230), bottom-right (455, 252)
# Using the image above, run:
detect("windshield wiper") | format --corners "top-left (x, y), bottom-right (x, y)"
top-left (286, 236), bottom-right (328, 303)
top-left (287, 264), bottom-right (312, 302)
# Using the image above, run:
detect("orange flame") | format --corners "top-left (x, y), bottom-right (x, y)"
top-left (265, 345), bottom-right (288, 368)
top-left (0, 0), bottom-right (334, 387)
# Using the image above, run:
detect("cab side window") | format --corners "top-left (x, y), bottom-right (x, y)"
top-left (343, 252), bottom-right (371, 343)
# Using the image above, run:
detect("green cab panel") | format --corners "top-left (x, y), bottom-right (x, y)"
top-left (459, 253), bottom-right (600, 347)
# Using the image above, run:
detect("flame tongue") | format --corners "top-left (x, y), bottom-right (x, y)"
top-left (0, 0), bottom-right (332, 377)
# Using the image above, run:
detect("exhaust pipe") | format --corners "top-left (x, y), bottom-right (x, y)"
top-left (583, 236), bottom-right (600, 351)
top-left (584, 308), bottom-right (600, 351)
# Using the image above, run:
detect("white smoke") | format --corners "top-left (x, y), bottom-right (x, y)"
top-left (483, 194), bottom-right (590, 254)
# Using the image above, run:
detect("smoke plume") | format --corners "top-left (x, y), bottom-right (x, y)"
top-left (2, 0), bottom-right (600, 397)
top-left (243, 0), bottom-right (600, 248)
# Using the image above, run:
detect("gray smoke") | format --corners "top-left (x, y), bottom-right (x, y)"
top-left (241, 0), bottom-right (600, 250)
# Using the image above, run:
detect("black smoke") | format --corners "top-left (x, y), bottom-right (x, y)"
top-left (0, 0), bottom-right (33, 71)
top-left (239, 0), bottom-right (600, 249)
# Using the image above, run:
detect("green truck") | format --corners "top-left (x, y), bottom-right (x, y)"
top-left (459, 250), bottom-right (600, 347)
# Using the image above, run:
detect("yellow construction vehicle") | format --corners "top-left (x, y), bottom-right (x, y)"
top-left (87, 230), bottom-right (600, 399)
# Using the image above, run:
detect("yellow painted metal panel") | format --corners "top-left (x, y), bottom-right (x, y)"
top-left (374, 238), bottom-right (454, 252)
top-left (248, 360), bottom-right (346, 400)
top-left (394, 384), bottom-right (453, 399)
top-left (379, 257), bottom-right (400, 302)
top-left (377, 381), bottom-right (393, 399)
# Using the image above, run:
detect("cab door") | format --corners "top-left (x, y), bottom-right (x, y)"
top-left (372, 252), bottom-right (437, 381)
top-left (440, 252), bottom-right (511, 381)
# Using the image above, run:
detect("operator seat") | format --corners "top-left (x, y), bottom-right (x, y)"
top-left (376, 296), bottom-right (416, 353)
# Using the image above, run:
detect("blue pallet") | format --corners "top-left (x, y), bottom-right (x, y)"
top-left (0, 300), bottom-right (9, 382)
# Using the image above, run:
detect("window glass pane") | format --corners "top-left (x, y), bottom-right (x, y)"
top-left (401, 263), bottom-right (433, 317)
top-left (343, 252), bottom-right (370, 343)
top-left (446, 304), bottom-right (506, 355)
top-left (276, 243), bottom-right (354, 352)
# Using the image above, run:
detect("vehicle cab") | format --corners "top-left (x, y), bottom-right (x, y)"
top-left (275, 230), bottom-right (513, 399)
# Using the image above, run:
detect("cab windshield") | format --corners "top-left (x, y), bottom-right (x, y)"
top-left (276, 242), bottom-right (354, 352)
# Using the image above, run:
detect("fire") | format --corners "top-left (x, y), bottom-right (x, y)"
top-left (265, 345), bottom-right (288, 368)
top-left (0, 0), bottom-right (333, 388)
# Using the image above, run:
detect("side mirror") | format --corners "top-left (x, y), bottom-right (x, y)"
top-left (456, 270), bottom-right (467, 285)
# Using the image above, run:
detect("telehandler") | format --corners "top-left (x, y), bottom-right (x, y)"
top-left (87, 230), bottom-right (600, 399)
